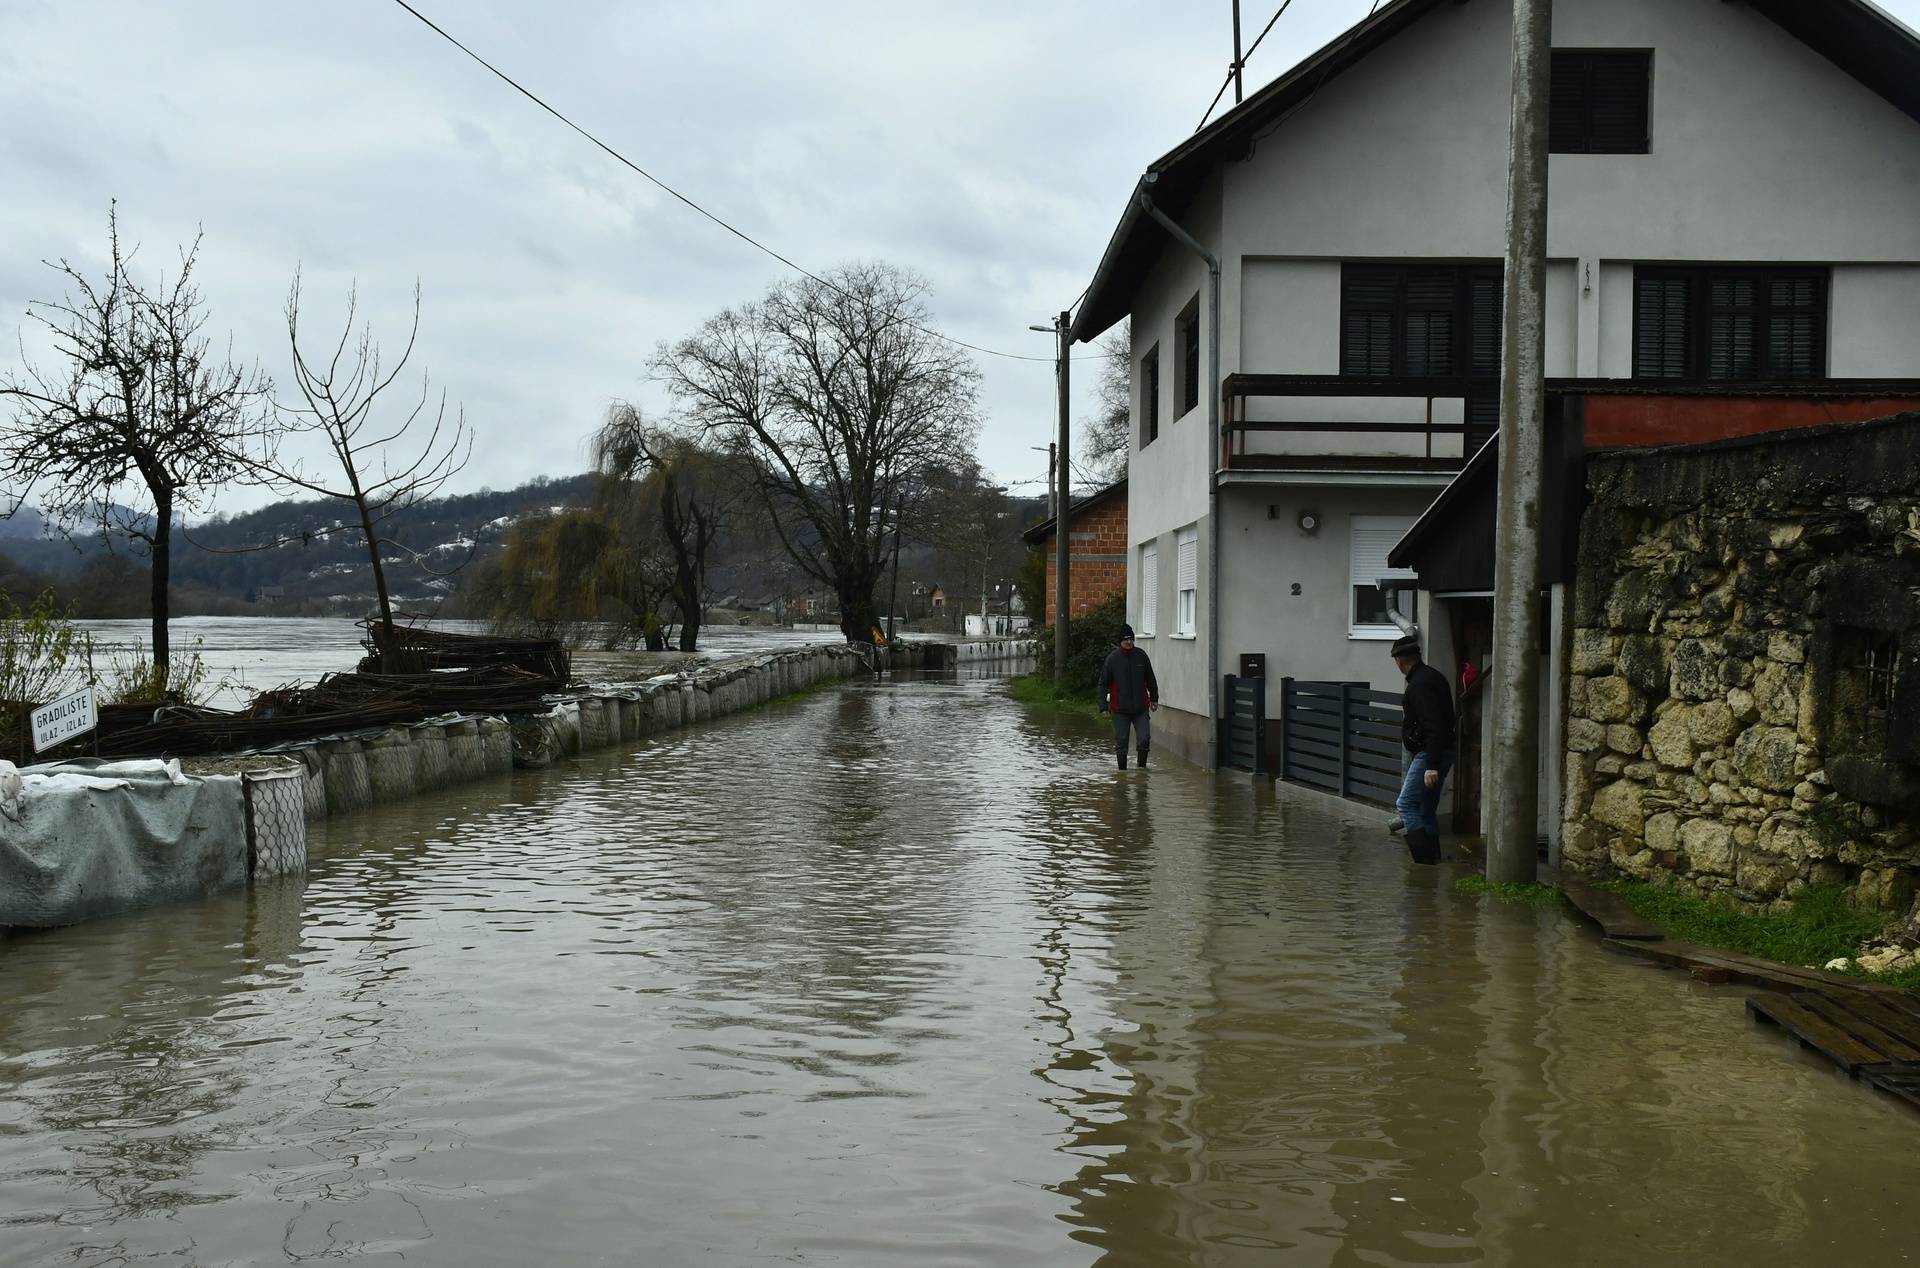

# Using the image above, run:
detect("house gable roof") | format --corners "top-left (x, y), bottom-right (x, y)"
top-left (1071, 0), bottom-right (1920, 344)
top-left (1020, 478), bottom-right (1128, 546)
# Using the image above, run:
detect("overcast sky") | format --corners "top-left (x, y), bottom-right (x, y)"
top-left (5, 0), bottom-right (1919, 518)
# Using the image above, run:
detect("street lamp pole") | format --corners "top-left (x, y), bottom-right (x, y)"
top-left (1032, 314), bottom-right (1072, 681)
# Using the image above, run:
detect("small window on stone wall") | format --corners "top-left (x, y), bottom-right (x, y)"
top-left (1835, 626), bottom-right (1903, 762)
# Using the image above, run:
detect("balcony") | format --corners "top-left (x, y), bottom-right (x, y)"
top-left (1221, 373), bottom-right (1495, 481)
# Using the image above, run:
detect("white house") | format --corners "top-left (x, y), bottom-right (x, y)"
top-left (1071, 0), bottom-right (1920, 773)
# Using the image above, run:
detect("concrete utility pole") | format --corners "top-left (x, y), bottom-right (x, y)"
top-left (1488, 0), bottom-right (1551, 884)
top-left (1054, 310), bottom-right (1072, 682)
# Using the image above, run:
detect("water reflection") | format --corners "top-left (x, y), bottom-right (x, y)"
top-left (2, 672), bottom-right (1918, 1266)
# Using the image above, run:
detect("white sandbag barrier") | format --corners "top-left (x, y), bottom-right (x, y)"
top-left (1, 642), bottom-right (1012, 930)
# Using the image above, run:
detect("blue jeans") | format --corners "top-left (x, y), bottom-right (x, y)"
top-left (1396, 750), bottom-right (1454, 835)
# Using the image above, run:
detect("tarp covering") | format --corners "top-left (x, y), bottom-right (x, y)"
top-left (0, 759), bottom-right (247, 928)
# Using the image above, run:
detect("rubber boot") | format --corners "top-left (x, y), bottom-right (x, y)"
top-left (1116, 748), bottom-right (1129, 770)
top-left (1407, 829), bottom-right (1441, 866)
top-left (1137, 744), bottom-right (1150, 769)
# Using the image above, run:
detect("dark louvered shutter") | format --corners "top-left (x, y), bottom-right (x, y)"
top-left (1706, 275), bottom-right (1758, 380)
top-left (1465, 268), bottom-right (1502, 440)
top-left (1633, 273), bottom-right (1690, 379)
top-left (1551, 51), bottom-right (1650, 154)
top-left (1764, 273), bottom-right (1826, 379)
top-left (1549, 53), bottom-right (1592, 153)
top-left (1588, 53), bottom-right (1651, 152)
top-left (1402, 268), bottom-right (1457, 376)
top-left (1341, 266), bottom-right (1399, 376)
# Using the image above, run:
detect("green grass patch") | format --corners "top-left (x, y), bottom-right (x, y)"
top-left (1006, 671), bottom-right (1102, 717)
top-left (765, 675), bottom-right (845, 707)
top-left (1598, 879), bottom-right (1895, 970)
top-left (1454, 875), bottom-right (1569, 909)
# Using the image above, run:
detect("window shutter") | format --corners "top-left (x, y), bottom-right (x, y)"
top-left (1548, 52), bottom-right (1593, 153)
top-left (1465, 268), bottom-right (1502, 435)
top-left (1176, 531), bottom-right (1198, 593)
top-left (1341, 266), bottom-right (1399, 376)
top-left (1140, 545), bottom-right (1158, 636)
top-left (1588, 52), bottom-right (1651, 152)
top-left (1402, 268), bottom-right (1457, 376)
top-left (1765, 273), bottom-right (1825, 379)
top-left (1552, 51), bottom-right (1650, 154)
top-left (1350, 516), bottom-right (1416, 601)
top-left (1634, 273), bottom-right (1690, 379)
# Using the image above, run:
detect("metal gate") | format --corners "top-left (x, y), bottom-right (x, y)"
top-left (1222, 674), bottom-right (1266, 772)
top-left (1279, 678), bottom-right (1405, 806)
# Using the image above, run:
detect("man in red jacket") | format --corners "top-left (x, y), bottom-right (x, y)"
top-left (1097, 624), bottom-right (1160, 770)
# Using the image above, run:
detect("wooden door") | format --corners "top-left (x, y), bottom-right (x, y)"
top-left (1451, 600), bottom-right (1493, 836)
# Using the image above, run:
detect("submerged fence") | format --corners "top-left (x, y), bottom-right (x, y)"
top-left (1278, 679), bottom-right (1405, 807)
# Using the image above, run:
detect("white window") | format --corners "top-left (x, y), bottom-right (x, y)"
top-left (1138, 543), bottom-right (1159, 636)
top-left (1350, 514), bottom-right (1417, 639)
top-left (1175, 526), bottom-right (1198, 637)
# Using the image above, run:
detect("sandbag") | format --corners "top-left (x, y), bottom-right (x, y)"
top-left (363, 728), bottom-right (416, 803)
top-left (0, 764), bottom-right (248, 928)
top-left (320, 739), bottom-right (370, 815)
top-left (411, 724), bottom-right (451, 792)
top-left (446, 719), bottom-right (486, 783)
top-left (479, 716), bottom-right (514, 775)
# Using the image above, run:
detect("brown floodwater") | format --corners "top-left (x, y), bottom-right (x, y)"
top-left (2, 672), bottom-right (1916, 1266)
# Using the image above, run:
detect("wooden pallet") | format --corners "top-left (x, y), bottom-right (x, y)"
top-left (1747, 988), bottom-right (1920, 1101)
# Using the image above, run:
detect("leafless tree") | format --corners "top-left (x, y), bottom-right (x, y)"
top-left (0, 205), bottom-right (270, 676)
top-left (249, 273), bottom-right (471, 663)
top-left (593, 402), bottom-right (744, 652)
top-left (652, 262), bottom-right (981, 645)
top-left (1080, 321), bottom-right (1131, 483)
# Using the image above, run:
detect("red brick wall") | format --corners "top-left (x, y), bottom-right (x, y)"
top-left (1042, 494), bottom-right (1127, 624)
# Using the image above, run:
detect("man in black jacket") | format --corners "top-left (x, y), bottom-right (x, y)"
top-left (1096, 624), bottom-right (1159, 770)
top-left (1392, 634), bottom-right (1455, 865)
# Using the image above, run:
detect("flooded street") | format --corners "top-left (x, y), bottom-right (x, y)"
top-left (3, 672), bottom-right (1917, 1266)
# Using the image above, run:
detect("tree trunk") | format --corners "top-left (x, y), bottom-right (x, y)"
top-left (359, 502), bottom-right (397, 666)
top-left (150, 488), bottom-right (172, 677)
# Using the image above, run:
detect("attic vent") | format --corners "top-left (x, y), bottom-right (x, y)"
top-left (1550, 50), bottom-right (1651, 154)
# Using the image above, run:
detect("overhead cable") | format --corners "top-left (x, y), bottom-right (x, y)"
top-left (388, 0), bottom-right (1056, 364)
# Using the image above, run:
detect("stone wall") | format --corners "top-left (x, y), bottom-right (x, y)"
top-left (1563, 414), bottom-right (1920, 915)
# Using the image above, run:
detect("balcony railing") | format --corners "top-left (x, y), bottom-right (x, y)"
top-left (1221, 373), bottom-right (1498, 474)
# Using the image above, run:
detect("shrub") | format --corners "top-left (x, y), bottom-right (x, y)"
top-left (101, 638), bottom-right (225, 706)
top-left (0, 590), bottom-right (92, 738)
top-left (1033, 590), bottom-right (1129, 696)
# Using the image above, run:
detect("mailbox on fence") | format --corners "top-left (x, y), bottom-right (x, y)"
top-left (31, 687), bottom-right (98, 754)
top-left (1278, 678), bottom-right (1405, 806)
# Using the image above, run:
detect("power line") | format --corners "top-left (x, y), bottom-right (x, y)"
top-left (1198, 0), bottom-right (1297, 132)
top-left (387, 0), bottom-right (1056, 365)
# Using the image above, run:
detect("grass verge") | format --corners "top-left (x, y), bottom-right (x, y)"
top-left (1006, 672), bottom-right (1102, 718)
top-left (1598, 879), bottom-right (1919, 986)
top-left (1454, 875), bottom-right (1569, 910)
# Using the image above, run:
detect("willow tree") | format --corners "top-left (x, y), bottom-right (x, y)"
top-left (593, 402), bottom-right (742, 652)
top-left (651, 262), bottom-right (980, 644)
top-left (0, 207), bottom-right (269, 675)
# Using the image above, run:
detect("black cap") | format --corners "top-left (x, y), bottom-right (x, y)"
top-left (1119, 624), bottom-right (1135, 641)
top-left (1390, 634), bottom-right (1421, 659)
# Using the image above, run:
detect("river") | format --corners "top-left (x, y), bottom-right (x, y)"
top-left (2, 672), bottom-right (1917, 1265)
top-left (73, 616), bottom-right (875, 705)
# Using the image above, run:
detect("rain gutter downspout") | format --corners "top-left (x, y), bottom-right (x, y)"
top-left (1137, 180), bottom-right (1222, 770)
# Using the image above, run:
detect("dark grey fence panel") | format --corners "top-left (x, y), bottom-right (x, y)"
top-left (1280, 679), bottom-right (1406, 807)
